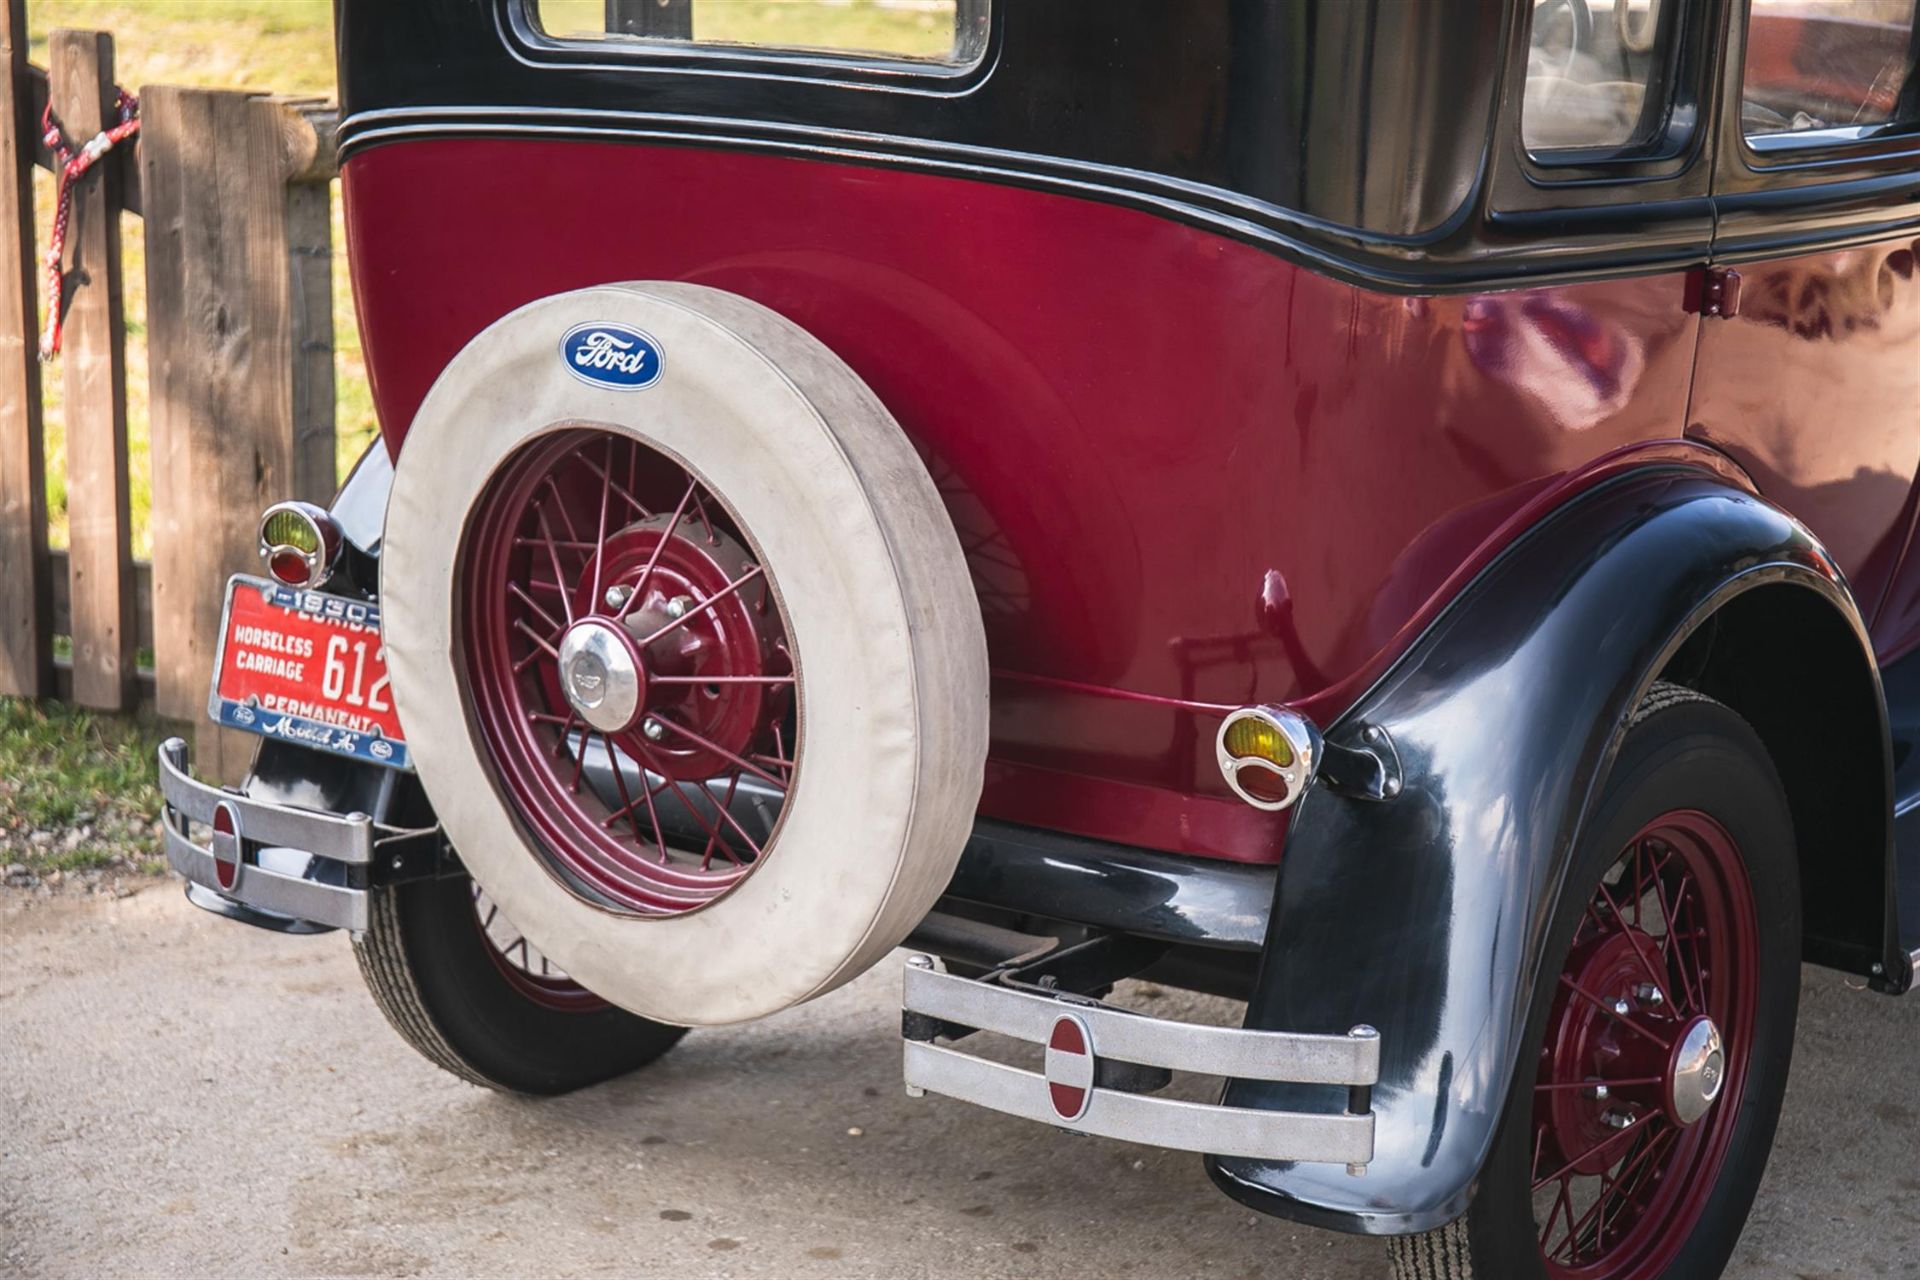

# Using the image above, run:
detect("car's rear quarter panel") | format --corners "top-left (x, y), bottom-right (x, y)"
top-left (344, 137), bottom-right (1910, 862)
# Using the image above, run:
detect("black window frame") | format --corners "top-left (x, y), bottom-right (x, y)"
top-left (504, 0), bottom-right (996, 94)
top-left (1519, 0), bottom-right (1705, 167)
top-left (1712, 0), bottom-right (1920, 258)
top-left (1733, 0), bottom-right (1920, 162)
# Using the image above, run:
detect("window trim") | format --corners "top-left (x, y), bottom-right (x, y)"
top-left (505, 0), bottom-right (995, 94)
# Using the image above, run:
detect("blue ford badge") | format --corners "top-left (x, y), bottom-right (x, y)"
top-left (561, 322), bottom-right (664, 390)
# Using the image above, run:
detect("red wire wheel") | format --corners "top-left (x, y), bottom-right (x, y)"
top-left (1529, 809), bottom-right (1759, 1278)
top-left (461, 426), bottom-right (799, 917)
top-left (470, 883), bottom-right (607, 1013)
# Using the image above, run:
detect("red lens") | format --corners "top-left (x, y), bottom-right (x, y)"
top-left (268, 549), bottom-right (312, 587)
top-left (1236, 764), bottom-right (1291, 805)
top-left (210, 802), bottom-right (240, 891)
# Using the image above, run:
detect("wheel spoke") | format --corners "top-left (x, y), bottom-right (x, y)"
top-left (508, 581), bottom-right (565, 635)
top-left (570, 729), bottom-right (596, 793)
top-left (1655, 874), bottom-right (1700, 1016)
top-left (1557, 975), bottom-right (1673, 1050)
top-left (1531, 1109), bottom-right (1657, 1192)
top-left (542, 477), bottom-right (582, 546)
top-left (589, 437), bottom-right (615, 604)
top-left (659, 778), bottom-right (751, 863)
top-left (1595, 880), bottom-right (1670, 994)
top-left (650, 713), bottom-right (787, 791)
top-left (1534, 1075), bottom-right (1664, 1094)
top-left (616, 475), bottom-right (699, 622)
top-left (688, 487), bottom-right (720, 544)
top-left (1572, 1123), bottom-right (1677, 1258)
top-left (579, 452), bottom-right (654, 520)
top-left (702, 773), bottom-right (745, 870)
top-left (513, 618), bottom-right (561, 659)
top-left (636, 565), bottom-right (767, 647)
top-left (605, 743), bottom-right (648, 845)
top-left (649, 674), bottom-right (796, 686)
top-left (535, 508), bottom-right (574, 624)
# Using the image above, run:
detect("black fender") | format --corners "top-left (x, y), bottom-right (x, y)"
top-left (1206, 467), bottom-right (1894, 1234)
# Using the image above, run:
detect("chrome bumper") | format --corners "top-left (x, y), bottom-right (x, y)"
top-left (157, 736), bottom-right (431, 933)
top-left (901, 957), bottom-right (1380, 1168)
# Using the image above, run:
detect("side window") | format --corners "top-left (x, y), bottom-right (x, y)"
top-left (529, 0), bottom-right (985, 65)
top-left (1523, 0), bottom-right (1687, 154)
top-left (1743, 0), bottom-right (1920, 138)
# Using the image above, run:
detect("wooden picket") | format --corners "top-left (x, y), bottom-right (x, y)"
top-left (0, 20), bottom-right (340, 782)
top-left (0, 0), bottom-right (48, 699)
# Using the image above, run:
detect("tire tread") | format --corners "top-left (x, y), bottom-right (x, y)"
top-left (352, 885), bottom-right (510, 1091)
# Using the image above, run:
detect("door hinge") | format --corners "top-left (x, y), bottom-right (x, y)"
top-left (1687, 266), bottom-right (1742, 319)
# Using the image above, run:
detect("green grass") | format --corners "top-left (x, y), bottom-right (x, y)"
top-left (0, 696), bottom-right (167, 876)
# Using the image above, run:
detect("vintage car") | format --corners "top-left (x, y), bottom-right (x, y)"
top-left (155, 0), bottom-right (1920, 1275)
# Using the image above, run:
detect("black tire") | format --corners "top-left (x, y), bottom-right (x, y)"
top-left (353, 872), bottom-right (685, 1094)
top-left (1390, 683), bottom-right (1800, 1280)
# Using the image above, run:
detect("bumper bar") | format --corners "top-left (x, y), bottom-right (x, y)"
top-left (157, 737), bottom-right (436, 933)
top-left (902, 957), bottom-right (1379, 1167)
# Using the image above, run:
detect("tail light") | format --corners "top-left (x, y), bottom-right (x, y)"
top-left (258, 501), bottom-right (342, 589)
top-left (1217, 705), bottom-right (1320, 811)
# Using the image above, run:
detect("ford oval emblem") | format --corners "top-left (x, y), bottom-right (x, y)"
top-left (561, 322), bottom-right (664, 390)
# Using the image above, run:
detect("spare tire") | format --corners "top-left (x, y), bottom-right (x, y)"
top-left (382, 283), bottom-right (988, 1026)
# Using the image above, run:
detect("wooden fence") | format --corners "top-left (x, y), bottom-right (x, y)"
top-left (0, 4), bottom-right (338, 780)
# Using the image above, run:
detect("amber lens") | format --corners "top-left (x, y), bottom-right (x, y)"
top-left (1223, 715), bottom-right (1295, 768)
top-left (261, 508), bottom-right (321, 555)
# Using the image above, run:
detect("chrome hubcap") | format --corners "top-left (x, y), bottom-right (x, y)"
top-left (1667, 1015), bottom-right (1726, 1127)
top-left (557, 618), bottom-right (646, 733)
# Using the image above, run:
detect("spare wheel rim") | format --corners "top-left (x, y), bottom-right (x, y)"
top-left (462, 425), bottom-right (800, 917)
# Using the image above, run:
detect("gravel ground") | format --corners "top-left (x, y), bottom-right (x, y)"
top-left (4, 883), bottom-right (1920, 1279)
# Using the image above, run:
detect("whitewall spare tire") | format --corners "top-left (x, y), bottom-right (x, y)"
top-left (382, 283), bottom-right (988, 1026)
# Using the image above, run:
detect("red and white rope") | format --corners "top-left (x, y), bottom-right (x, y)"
top-left (40, 88), bottom-right (139, 361)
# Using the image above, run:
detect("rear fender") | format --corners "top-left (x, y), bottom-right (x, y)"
top-left (1207, 468), bottom-right (1893, 1233)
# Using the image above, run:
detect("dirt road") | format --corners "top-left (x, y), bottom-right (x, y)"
top-left (4, 884), bottom-right (1918, 1278)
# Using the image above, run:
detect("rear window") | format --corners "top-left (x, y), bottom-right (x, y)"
top-left (1523, 0), bottom-right (1688, 155)
top-left (529, 0), bottom-right (984, 65)
top-left (1742, 0), bottom-right (1920, 138)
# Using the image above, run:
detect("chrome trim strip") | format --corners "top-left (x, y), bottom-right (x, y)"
top-left (904, 964), bottom-right (1377, 1084)
top-left (158, 737), bottom-right (377, 864)
top-left (902, 1040), bottom-right (1375, 1165)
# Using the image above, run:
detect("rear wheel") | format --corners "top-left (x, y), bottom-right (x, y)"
top-left (353, 871), bottom-right (684, 1094)
top-left (1389, 684), bottom-right (1799, 1280)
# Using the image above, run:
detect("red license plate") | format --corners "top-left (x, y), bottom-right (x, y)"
top-left (209, 575), bottom-right (409, 769)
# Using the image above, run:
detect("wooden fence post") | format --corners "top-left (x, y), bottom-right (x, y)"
top-left (0, 0), bottom-right (48, 699)
top-left (49, 28), bottom-right (134, 710)
top-left (607, 0), bottom-right (692, 39)
top-left (144, 87), bottom-right (335, 781)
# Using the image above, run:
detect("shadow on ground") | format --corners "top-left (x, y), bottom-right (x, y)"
top-left (3, 886), bottom-right (1916, 1278)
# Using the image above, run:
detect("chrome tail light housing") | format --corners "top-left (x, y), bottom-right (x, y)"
top-left (258, 500), bottom-right (343, 589)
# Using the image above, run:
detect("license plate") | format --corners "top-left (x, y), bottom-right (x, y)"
top-left (208, 575), bottom-right (410, 770)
